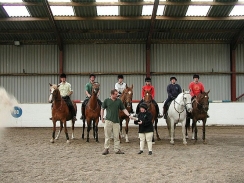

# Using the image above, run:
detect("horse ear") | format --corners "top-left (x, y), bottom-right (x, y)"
top-left (131, 84), bottom-right (133, 89)
top-left (126, 84), bottom-right (128, 88)
top-left (207, 90), bottom-right (210, 94)
top-left (49, 83), bottom-right (52, 86)
top-left (182, 89), bottom-right (184, 92)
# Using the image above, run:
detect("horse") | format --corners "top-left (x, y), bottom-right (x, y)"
top-left (143, 89), bottom-right (160, 142)
top-left (118, 84), bottom-right (133, 143)
top-left (49, 84), bottom-right (77, 143)
top-left (185, 90), bottom-right (210, 144)
top-left (82, 82), bottom-right (101, 142)
top-left (165, 90), bottom-right (192, 145)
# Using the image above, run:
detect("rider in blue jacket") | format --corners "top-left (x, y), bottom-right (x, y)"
top-left (163, 76), bottom-right (182, 119)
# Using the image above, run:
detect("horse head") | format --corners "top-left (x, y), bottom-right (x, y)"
top-left (92, 82), bottom-right (100, 95)
top-left (143, 89), bottom-right (153, 103)
top-left (49, 83), bottom-right (58, 103)
top-left (121, 84), bottom-right (133, 108)
top-left (196, 90), bottom-right (210, 112)
top-left (182, 90), bottom-right (193, 113)
top-left (51, 85), bottom-right (61, 102)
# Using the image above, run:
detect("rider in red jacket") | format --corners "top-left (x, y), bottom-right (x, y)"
top-left (135, 77), bottom-right (162, 118)
top-left (189, 74), bottom-right (205, 97)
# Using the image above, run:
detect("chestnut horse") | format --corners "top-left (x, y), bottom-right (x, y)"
top-left (119, 84), bottom-right (133, 143)
top-left (143, 89), bottom-right (160, 142)
top-left (82, 82), bottom-right (101, 142)
top-left (186, 90), bottom-right (210, 144)
top-left (49, 84), bottom-right (77, 143)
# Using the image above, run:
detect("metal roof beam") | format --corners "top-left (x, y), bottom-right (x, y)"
top-left (231, 26), bottom-right (244, 50)
top-left (1, 16), bottom-right (244, 21)
top-left (146, 0), bottom-right (159, 49)
top-left (0, 29), bottom-right (238, 34)
top-left (0, 39), bottom-right (230, 45)
top-left (1, 1), bottom-right (244, 6)
top-left (42, 0), bottom-right (63, 51)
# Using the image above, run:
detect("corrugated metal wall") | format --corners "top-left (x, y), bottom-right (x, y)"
top-left (0, 44), bottom-right (243, 103)
top-left (236, 44), bottom-right (244, 102)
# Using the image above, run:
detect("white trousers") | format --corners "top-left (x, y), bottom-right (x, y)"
top-left (139, 132), bottom-right (153, 152)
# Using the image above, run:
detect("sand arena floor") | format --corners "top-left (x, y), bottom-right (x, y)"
top-left (0, 126), bottom-right (244, 183)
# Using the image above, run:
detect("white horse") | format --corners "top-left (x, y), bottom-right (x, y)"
top-left (165, 90), bottom-right (192, 145)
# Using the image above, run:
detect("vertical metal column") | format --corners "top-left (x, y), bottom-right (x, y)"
top-left (230, 49), bottom-right (236, 101)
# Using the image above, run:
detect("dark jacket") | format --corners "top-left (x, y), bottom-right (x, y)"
top-left (167, 83), bottom-right (182, 99)
top-left (134, 111), bottom-right (153, 133)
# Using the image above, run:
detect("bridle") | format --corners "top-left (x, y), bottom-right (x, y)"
top-left (173, 92), bottom-right (192, 121)
top-left (195, 94), bottom-right (209, 113)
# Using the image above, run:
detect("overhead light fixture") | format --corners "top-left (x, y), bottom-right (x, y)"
top-left (14, 41), bottom-right (20, 46)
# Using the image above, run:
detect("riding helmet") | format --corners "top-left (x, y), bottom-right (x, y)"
top-left (145, 77), bottom-right (151, 82)
top-left (60, 73), bottom-right (66, 78)
top-left (140, 103), bottom-right (148, 110)
top-left (193, 74), bottom-right (199, 79)
top-left (118, 74), bottom-right (124, 79)
top-left (89, 73), bottom-right (96, 78)
top-left (170, 76), bottom-right (177, 81)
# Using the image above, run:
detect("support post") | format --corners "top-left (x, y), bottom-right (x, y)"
top-left (230, 49), bottom-right (236, 101)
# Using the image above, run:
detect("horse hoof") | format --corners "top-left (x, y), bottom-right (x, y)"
top-left (66, 140), bottom-right (70, 144)
top-left (203, 140), bottom-right (207, 144)
top-left (186, 136), bottom-right (189, 139)
top-left (152, 142), bottom-right (155, 145)
top-left (50, 139), bottom-right (54, 143)
top-left (170, 141), bottom-right (174, 145)
top-left (183, 142), bottom-right (187, 145)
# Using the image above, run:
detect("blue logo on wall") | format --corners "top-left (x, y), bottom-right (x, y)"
top-left (11, 106), bottom-right (22, 118)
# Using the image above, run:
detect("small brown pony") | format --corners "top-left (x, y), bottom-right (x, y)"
top-left (49, 84), bottom-right (77, 143)
top-left (82, 82), bottom-right (101, 142)
top-left (186, 90), bottom-right (210, 144)
top-left (143, 89), bottom-right (160, 142)
top-left (119, 84), bottom-right (133, 143)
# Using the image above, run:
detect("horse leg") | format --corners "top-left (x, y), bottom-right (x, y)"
top-left (55, 121), bottom-right (63, 140)
top-left (50, 121), bottom-right (56, 143)
top-left (170, 120), bottom-right (175, 145)
top-left (119, 119), bottom-right (124, 139)
top-left (82, 119), bottom-right (85, 139)
top-left (92, 120), bottom-right (96, 139)
top-left (154, 118), bottom-right (161, 141)
top-left (71, 119), bottom-right (75, 139)
top-left (63, 121), bottom-right (70, 143)
top-left (185, 117), bottom-right (191, 139)
top-left (95, 119), bottom-right (99, 143)
top-left (191, 120), bottom-right (196, 140)
top-left (125, 118), bottom-right (129, 143)
top-left (202, 119), bottom-right (207, 144)
top-left (86, 120), bottom-right (90, 142)
top-left (181, 120), bottom-right (187, 145)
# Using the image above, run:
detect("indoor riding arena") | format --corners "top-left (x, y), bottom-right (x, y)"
top-left (0, 1), bottom-right (244, 183)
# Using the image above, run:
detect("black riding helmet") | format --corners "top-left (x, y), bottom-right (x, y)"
top-left (118, 74), bottom-right (124, 79)
top-left (140, 103), bottom-right (148, 110)
top-left (145, 77), bottom-right (151, 82)
top-left (89, 73), bottom-right (96, 78)
top-left (193, 74), bottom-right (199, 79)
top-left (60, 73), bottom-right (66, 78)
top-left (170, 76), bottom-right (177, 81)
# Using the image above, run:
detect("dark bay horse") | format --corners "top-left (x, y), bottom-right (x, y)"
top-left (82, 82), bottom-right (101, 142)
top-left (186, 90), bottom-right (210, 144)
top-left (119, 84), bottom-right (133, 143)
top-left (49, 85), bottom-right (77, 143)
top-left (143, 89), bottom-right (160, 142)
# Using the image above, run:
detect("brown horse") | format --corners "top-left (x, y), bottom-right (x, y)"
top-left (119, 84), bottom-right (133, 143)
top-left (49, 85), bottom-right (77, 143)
top-left (143, 89), bottom-right (160, 142)
top-left (82, 82), bottom-right (101, 142)
top-left (186, 90), bottom-right (210, 144)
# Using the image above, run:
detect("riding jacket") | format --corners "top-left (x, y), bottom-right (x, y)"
top-left (141, 85), bottom-right (155, 99)
top-left (115, 82), bottom-right (126, 96)
top-left (189, 81), bottom-right (205, 97)
top-left (58, 81), bottom-right (72, 97)
top-left (134, 111), bottom-right (153, 133)
top-left (167, 83), bottom-right (182, 99)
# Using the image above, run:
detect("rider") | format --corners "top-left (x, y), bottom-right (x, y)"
top-left (135, 77), bottom-right (162, 118)
top-left (189, 74), bottom-right (209, 117)
top-left (163, 76), bottom-right (182, 119)
top-left (115, 74), bottom-right (126, 98)
top-left (58, 73), bottom-right (77, 121)
top-left (81, 73), bottom-right (102, 119)
top-left (115, 74), bottom-right (134, 113)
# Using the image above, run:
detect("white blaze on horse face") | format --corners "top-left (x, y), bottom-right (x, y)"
top-left (128, 91), bottom-right (131, 95)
